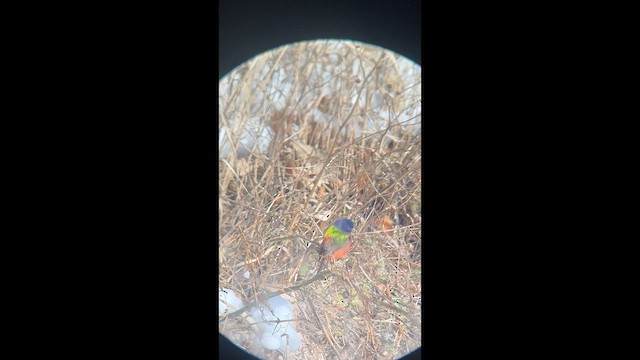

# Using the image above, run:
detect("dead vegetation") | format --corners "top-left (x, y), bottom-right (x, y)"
top-left (219, 40), bottom-right (421, 360)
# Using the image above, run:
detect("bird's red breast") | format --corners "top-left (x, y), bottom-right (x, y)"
top-left (322, 235), bottom-right (352, 260)
top-left (331, 236), bottom-right (352, 260)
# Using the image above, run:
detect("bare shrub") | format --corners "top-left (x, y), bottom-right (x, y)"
top-left (219, 39), bottom-right (421, 360)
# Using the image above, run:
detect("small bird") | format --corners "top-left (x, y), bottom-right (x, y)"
top-left (318, 218), bottom-right (354, 271)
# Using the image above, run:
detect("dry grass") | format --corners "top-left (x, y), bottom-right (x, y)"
top-left (219, 40), bottom-right (421, 360)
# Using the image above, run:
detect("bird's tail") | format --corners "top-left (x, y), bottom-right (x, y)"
top-left (316, 257), bottom-right (327, 274)
top-left (316, 244), bottom-right (327, 274)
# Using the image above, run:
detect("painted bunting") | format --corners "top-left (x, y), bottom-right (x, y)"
top-left (318, 218), bottom-right (354, 271)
